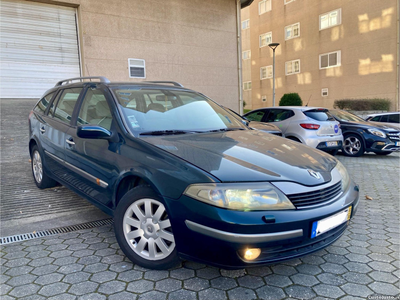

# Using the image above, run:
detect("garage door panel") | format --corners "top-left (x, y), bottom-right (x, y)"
top-left (0, 0), bottom-right (80, 98)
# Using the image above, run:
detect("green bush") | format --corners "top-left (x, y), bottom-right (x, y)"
top-left (333, 98), bottom-right (391, 111)
top-left (279, 93), bottom-right (303, 106)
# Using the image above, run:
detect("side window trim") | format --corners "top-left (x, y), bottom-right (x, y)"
top-left (52, 87), bottom-right (84, 125)
top-left (261, 109), bottom-right (270, 122)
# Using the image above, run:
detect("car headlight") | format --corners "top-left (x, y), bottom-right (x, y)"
top-left (184, 183), bottom-right (295, 211)
top-left (335, 160), bottom-right (350, 191)
top-left (367, 128), bottom-right (386, 138)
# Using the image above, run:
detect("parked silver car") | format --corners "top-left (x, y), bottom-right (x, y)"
top-left (243, 107), bottom-right (343, 154)
top-left (365, 112), bottom-right (400, 129)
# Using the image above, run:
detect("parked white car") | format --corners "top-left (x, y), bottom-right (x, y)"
top-left (365, 112), bottom-right (400, 129)
top-left (243, 107), bottom-right (343, 155)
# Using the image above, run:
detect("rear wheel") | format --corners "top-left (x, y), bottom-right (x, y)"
top-left (343, 134), bottom-right (364, 157)
top-left (31, 145), bottom-right (57, 189)
top-left (114, 186), bottom-right (179, 270)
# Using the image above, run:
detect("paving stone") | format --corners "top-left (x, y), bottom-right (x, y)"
top-left (264, 274), bottom-right (292, 288)
top-left (57, 264), bottom-right (84, 274)
top-left (184, 277), bottom-right (210, 291)
top-left (368, 271), bottom-right (398, 283)
top-left (90, 270), bottom-right (117, 283)
top-left (27, 251), bottom-right (51, 259)
top-left (323, 253), bottom-right (349, 264)
top-left (47, 245), bottom-right (69, 252)
top-left (71, 250), bottom-right (94, 258)
top-left (246, 266), bottom-right (272, 277)
top-left (155, 278), bottom-right (181, 292)
top-left (83, 263), bottom-right (108, 273)
top-left (68, 281), bottom-right (98, 296)
top-left (63, 271), bottom-right (91, 284)
top-left (256, 285), bottom-right (286, 300)
top-left (342, 272), bottom-right (373, 284)
top-left (211, 276), bottom-right (238, 290)
top-left (0, 274), bottom-right (10, 284)
top-left (4, 251), bottom-right (27, 259)
top-left (296, 264), bottom-right (322, 275)
top-left (34, 273), bottom-right (63, 285)
top-left (228, 287), bottom-right (257, 300)
top-left (20, 295), bottom-right (47, 300)
top-left (28, 257), bottom-right (54, 267)
top-left (341, 283), bottom-right (373, 298)
top-left (312, 284), bottom-right (345, 298)
top-left (5, 258), bottom-right (31, 268)
top-left (320, 263), bottom-right (347, 274)
top-left (77, 256), bottom-right (101, 265)
top-left (138, 290), bottom-right (166, 300)
top-left (117, 270), bottom-right (143, 282)
top-left (300, 255), bottom-right (326, 265)
top-left (183, 261), bottom-right (206, 270)
top-left (108, 291), bottom-right (138, 300)
top-left (78, 293), bottom-right (106, 300)
top-left (168, 289), bottom-right (197, 300)
top-left (285, 285), bottom-right (316, 299)
top-left (346, 253), bottom-right (372, 263)
top-left (220, 269), bottom-right (246, 278)
top-left (317, 273), bottom-right (346, 286)
top-left (97, 280), bottom-right (126, 294)
top-left (272, 265), bottom-right (297, 276)
top-left (199, 288), bottom-right (227, 300)
top-left (7, 274), bottom-right (37, 286)
top-left (109, 261), bottom-right (134, 272)
top-left (9, 284), bottom-right (40, 298)
top-left (67, 243), bottom-right (89, 251)
top-left (167, 268), bottom-right (194, 280)
top-left (143, 270), bottom-right (169, 281)
top-left (0, 284), bottom-right (12, 295)
top-left (31, 265), bottom-right (58, 276)
top-left (369, 282), bottom-right (400, 296)
top-left (238, 275), bottom-right (264, 289)
top-left (127, 279), bottom-right (154, 293)
top-left (368, 261), bottom-right (396, 272)
top-left (101, 254), bottom-right (124, 264)
top-left (38, 282), bottom-right (69, 297)
top-left (290, 273), bottom-right (319, 287)
top-left (53, 256), bottom-right (78, 266)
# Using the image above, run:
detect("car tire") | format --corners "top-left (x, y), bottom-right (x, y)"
top-left (31, 145), bottom-right (58, 189)
top-left (287, 136), bottom-right (301, 143)
top-left (343, 134), bottom-right (365, 157)
top-left (326, 149), bottom-right (338, 156)
top-left (375, 152), bottom-right (392, 156)
top-left (114, 185), bottom-right (179, 270)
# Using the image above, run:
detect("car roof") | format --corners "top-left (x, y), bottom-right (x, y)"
top-left (246, 106), bottom-right (328, 112)
top-left (367, 112), bottom-right (400, 117)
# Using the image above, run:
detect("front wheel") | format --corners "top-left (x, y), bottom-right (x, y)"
top-left (114, 186), bottom-right (179, 270)
top-left (31, 145), bottom-right (57, 189)
top-left (343, 134), bottom-right (365, 157)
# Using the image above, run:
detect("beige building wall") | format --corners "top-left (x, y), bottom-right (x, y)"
top-left (242, 0), bottom-right (399, 111)
top-left (30, 0), bottom-right (241, 110)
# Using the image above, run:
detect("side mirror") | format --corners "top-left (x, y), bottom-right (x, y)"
top-left (77, 125), bottom-right (112, 140)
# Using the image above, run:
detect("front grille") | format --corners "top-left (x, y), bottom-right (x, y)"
top-left (387, 132), bottom-right (400, 141)
top-left (287, 181), bottom-right (342, 208)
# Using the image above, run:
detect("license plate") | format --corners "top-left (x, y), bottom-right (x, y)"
top-left (326, 141), bottom-right (338, 147)
top-left (311, 207), bottom-right (352, 238)
top-left (396, 142), bottom-right (400, 146)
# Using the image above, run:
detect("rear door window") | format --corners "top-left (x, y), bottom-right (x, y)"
top-left (370, 116), bottom-right (381, 122)
top-left (245, 110), bottom-right (267, 122)
top-left (304, 109), bottom-right (334, 121)
top-left (52, 88), bottom-right (83, 124)
top-left (265, 109), bottom-right (294, 122)
top-left (34, 92), bottom-right (55, 114)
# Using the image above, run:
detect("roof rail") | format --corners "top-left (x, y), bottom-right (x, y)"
top-left (143, 81), bottom-right (184, 87)
top-left (55, 76), bottom-right (110, 87)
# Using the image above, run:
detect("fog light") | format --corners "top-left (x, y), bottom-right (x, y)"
top-left (243, 248), bottom-right (261, 260)
top-left (377, 142), bottom-right (385, 146)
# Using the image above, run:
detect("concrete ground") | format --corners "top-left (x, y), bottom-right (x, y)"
top-left (0, 100), bottom-right (399, 299)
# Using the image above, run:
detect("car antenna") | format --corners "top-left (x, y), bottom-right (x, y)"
top-left (305, 94), bottom-right (312, 107)
top-left (85, 64), bottom-right (92, 82)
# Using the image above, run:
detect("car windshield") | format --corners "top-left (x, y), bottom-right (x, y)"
top-left (330, 110), bottom-right (365, 122)
top-left (111, 87), bottom-right (246, 135)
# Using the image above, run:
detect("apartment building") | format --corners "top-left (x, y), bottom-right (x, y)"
top-left (241, 0), bottom-right (399, 110)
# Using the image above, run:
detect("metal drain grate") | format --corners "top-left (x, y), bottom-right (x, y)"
top-left (0, 218), bottom-right (114, 245)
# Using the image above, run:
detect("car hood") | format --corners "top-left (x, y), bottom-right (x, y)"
top-left (340, 120), bottom-right (399, 132)
top-left (142, 130), bottom-right (337, 186)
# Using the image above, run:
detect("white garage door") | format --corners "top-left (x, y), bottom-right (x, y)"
top-left (0, 0), bottom-right (81, 98)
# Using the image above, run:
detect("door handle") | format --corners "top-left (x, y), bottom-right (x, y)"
top-left (40, 127), bottom-right (45, 133)
top-left (66, 139), bottom-right (75, 146)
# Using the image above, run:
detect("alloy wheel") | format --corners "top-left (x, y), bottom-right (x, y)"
top-left (344, 136), bottom-right (361, 156)
top-left (32, 150), bottom-right (43, 183)
top-left (123, 198), bottom-right (175, 261)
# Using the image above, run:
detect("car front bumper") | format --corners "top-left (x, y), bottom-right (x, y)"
top-left (165, 180), bottom-right (359, 269)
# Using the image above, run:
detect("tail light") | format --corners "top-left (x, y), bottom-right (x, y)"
top-left (300, 123), bottom-right (320, 130)
top-left (29, 110), bottom-right (33, 119)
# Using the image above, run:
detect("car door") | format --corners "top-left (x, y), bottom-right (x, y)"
top-left (264, 108), bottom-right (294, 134)
top-left (64, 86), bottom-right (119, 207)
top-left (40, 88), bottom-right (83, 175)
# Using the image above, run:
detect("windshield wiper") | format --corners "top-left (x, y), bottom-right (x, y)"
top-left (206, 128), bottom-right (246, 133)
top-left (139, 130), bottom-right (198, 136)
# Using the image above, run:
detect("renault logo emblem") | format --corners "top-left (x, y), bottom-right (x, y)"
top-left (308, 169), bottom-right (321, 179)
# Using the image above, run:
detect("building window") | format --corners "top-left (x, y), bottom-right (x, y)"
top-left (259, 32), bottom-right (272, 48)
top-left (242, 50), bottom-right (251, 60)
top-left (243, 81), bottom-right (252, 91)
top-left (259, 0), bottom-right (272, 15)
top-left (260, 66), bottom-right (273, 79)
top-left (241, 19), bottom-right (250, 30)
top-left (262, 95), bottom-right (267, 102)
top-left (128, 58), bottom-right (146, 78)
top-left (319, 51), bottom-right (341, 69)
top-left (285, 59), bottom-right (300, 75)
top-left (284, 0), bottom-right (294, 4)
top-left (320, 8), bottom-right (341, 30)
top-left (285, 23), bottom-right (300, 40)
top-left (321, 88), bottom-right (328, 97)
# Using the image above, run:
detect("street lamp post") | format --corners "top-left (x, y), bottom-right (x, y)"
top-left (268, 43), bottom-right (280, 107)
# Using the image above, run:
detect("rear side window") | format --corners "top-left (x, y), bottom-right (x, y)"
top-left (245, 110), bottom-right (266, 122)
top-left (34, 92), bottom-right (55, 114)
top-left (304, 109), bottom-right (334, 121)
top-left (265, 109), bottom-right (294, 122)
top-left (387, 114), bottom-right (399, 123)
top-left (53, 88), bottom-right (83, 124)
